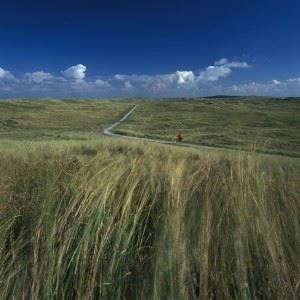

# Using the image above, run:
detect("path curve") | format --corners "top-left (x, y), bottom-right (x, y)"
top-left (102, 105), bottom-right (299, 158)
top-left (103, 105), bottom-right (227, 152)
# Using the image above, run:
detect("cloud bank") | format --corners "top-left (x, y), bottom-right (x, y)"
top-left (0, 59), bottom-right (299, 98)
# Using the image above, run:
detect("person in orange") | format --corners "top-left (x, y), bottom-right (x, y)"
top-left (176, 131), bottom-right (183, 142)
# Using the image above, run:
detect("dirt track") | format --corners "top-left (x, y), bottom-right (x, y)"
top-left (102, 105), bottom-right (299, 158)
top-left (103, 105), bottom-right (229, 152)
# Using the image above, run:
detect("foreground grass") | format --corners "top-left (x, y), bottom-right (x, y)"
top-left (115, 98), bottom-right (300, 157)
top-left (0, 139), bottom-right (299, 299)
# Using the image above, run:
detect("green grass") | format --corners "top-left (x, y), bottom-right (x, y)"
top-left (0, 139), bottom-right (300, 299)
top-left (0, 98), bottom-right (299, 299)
top-left (0, 99), bottom-right (133, 140)
top-left (115, 98), bottom-right (300, 156)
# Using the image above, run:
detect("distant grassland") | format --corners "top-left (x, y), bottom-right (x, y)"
top-left (0, 99), bottom-right (133, 140)
top-left (115, 98), bottom-right (300, 156)
top-left (1, 98), bottom-right (299, 157)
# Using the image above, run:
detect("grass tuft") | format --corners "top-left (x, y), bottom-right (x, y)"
top-left (0, 139), bottom-right (299, 299)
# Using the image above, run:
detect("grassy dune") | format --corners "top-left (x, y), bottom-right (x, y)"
top-left (0, 139), bottom-right (299, 299)
top-left (0, 99), bottom-right (133, 140)
top-left (115, 98), bottom-right (300, 157)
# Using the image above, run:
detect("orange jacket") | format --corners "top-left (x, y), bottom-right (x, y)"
top-left (177, 132), bottom-right (183, 141)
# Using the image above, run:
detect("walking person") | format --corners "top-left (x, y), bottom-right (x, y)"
top-left (176, 131), bottom-right (183, 142)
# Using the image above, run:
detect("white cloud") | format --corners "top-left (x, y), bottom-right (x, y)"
top-left (95, 79), bottom-right (111, 89)
top-left (224, 61), bottom-right (250, 68)
top-left (172, 71), bottom-right (195, 84)
top-left (124, 81), bottom-right (133, 89)
top-left (62, 64), bottom-right (86, 80)
top-left (111, 59), bottom-right (250, 91)
top-left (115, 74), bottom-right (125, 80)
top-left (3, 59), bottom-right (298, 98)
top-left (115, 74), bottom-right (153, 83)
top-left (224, 78), bottom-right (300, 96)
top-left (23, 71), bottom-right (54, 83)
top-left (287, 77), bottom-right (300, 83)
top-left (199, 65), bottom-right (231, 81)
top-left (272, 79), bottom-right (281, 85)
top-left (215, 58), bottom-right (251, 69)
top-left (0, 67), bottom-right (15, 80)
top-left (214, 58), bottom-right (250, 68)
top-left (215, 58), bottom-right (229, 65)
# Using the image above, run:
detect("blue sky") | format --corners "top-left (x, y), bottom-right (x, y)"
top-left (0, 0), bottom-right (299, 98)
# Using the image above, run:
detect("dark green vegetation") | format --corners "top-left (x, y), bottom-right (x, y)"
top-left (115, 98), bottom-right (300, 156)
top-left (0, 99), bottom-right (132, 140)
top-left (0, 98), bottom-right (299, 299)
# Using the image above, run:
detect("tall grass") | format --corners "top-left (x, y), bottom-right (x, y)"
top-left (0, 140), bottom-right (299, 299)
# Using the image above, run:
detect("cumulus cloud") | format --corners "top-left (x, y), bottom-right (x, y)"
top-left (272, 79), bottom-right (281, 85)
top-left (113, 58), bottom-right (251, 91)
top-left (215, 58), bottom-right (229, 66)
top-left (95, 79), bottom-right (111, 89)
top-left (0, 64), bottom-right (93, 97)
top-left (224, 78), bottom-right (300, 96)
top-left (0, 67), bottom-right (15, 80)
top-left (115, 74), bottom-right (125, 80)
top-left (172, 71), bottom-right (195, 84)
top-left (1, 59), bottom-right (298, 98)
top-left (199, 66), bottom-right (231, 81)
top-left (195, 58), bottom-right (250, 82)
top-left (62, 64), bottom-right (86, 80)
top-left (287, 77), bottom-right (300, 83)
top-left (23, 71), bottom-right (54, 83)
top-left (124, 81), bottom-right (133, 89)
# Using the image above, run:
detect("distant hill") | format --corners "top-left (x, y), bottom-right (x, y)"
top-left (202, 95), bottom-right (242, 99)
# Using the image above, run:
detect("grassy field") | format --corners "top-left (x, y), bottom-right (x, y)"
top-left (115, 98), bottom-right (300, 157)
top-left (0, 99), bottom-right (133, 140)
top-left (0, 139), bottom-right (299, 299)
top-left (0, 98), bottom-right (299, 299)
